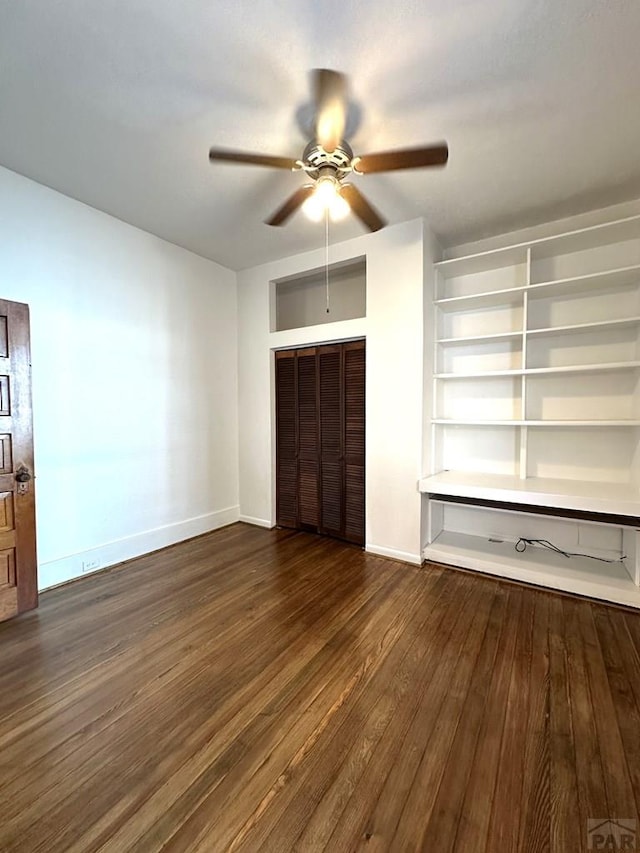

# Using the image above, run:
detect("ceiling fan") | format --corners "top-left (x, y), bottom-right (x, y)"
top-left (208, 70), bottom-right (448, 233)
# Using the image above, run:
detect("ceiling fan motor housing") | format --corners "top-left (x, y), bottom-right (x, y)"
top-left (302, 141), bottom-right (354, 179)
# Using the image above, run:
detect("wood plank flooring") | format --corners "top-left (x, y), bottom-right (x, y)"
top-left (1, 522), bottom-right (640, 852)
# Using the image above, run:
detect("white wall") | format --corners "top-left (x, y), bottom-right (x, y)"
top-left (0, 166), bottom-right (239, 589)
top-left (237, 219), bottom-right (429, 564)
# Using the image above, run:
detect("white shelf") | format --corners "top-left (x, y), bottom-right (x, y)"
top-left (527, 316), bottom-right (640, 338)
top-left (432, 419), bottom-right (640, 426)
top-left (434, 287), bottom-right (525, 311)
top-left (433, 419), bottom-right (523, 426)
top-left (438, 215), bottom-right (640, 268)
top-left (436, 330), bottom-right (524, 345)
top-left (435, 245), bottom-right (528, 276)
top-left (435, 265), bottom-right (640, 309)
top-left (435, 368), bottom-right (522, 378)
top-left (435, 361), bottom-right (640, 379)
top-left (526, 420), bottom-right (640, 427)
top-left (531, 217), bottom-right (640, 260)
top-left (423, 530), bottom-right (640, 610)
top-left (419, 470), bottom-right (640, 517)
top-left (528, 361), bottom-right (640, 375)
top-left (528, 264), bottom-right (640, 299)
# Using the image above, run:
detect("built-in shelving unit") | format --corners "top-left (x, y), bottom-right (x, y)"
top-left (421, 214), bottom-right (640, 607)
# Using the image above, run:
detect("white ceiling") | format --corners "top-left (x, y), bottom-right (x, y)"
top-left (1, 0), bottom-right (639, 270)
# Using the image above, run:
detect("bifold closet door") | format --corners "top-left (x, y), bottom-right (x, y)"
top-left (296, 348), bottom-right (320, 530)
top-left (275, 341), bottom-right (365, 546)
top-left (343, 342), bottom-right (365, 544)
top-left (275, 352), bottom-right (297, 528)
top-left (275, 348), bottom-right (321, 531)
top-left (318, 345), bottom-right (343, 538)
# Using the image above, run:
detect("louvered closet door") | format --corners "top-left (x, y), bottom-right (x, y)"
top-left (344, 341), bottom-right (366, 545)
top-left (318, 345), bottom-right (343, 538)
top-left (296, 348), bottom-right (320, 530)
top-left (275, 351), bottom-right (297, 528)
top-left (275, 341), bottom-right (365, 545)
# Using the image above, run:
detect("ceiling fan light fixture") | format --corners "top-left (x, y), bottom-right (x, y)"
top-left (315, 174), bottom-right (340, 203)
top-left (302, 173), bottom-right (350, 222)
top-left (302, 192), bottom-right (325, 222)
top-left (329, 191), bottom-right (350, 221)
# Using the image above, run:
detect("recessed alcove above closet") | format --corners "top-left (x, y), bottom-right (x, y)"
top-left (272, 257), bottom-right (366, 332)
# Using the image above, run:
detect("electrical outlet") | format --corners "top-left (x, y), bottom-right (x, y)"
top-left (82, 557), bottom-right (101, 574)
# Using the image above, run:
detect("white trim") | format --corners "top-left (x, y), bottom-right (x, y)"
top-left (239, 515), bottom-right (274, 529)
top-left (269, 319), bottom-right (367, 351)
top-left (366, 543), bottom-right (422, 566)
top-left (38, 505), bottom-right (240, 590)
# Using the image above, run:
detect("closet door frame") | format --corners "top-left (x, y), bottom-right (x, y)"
top-left (274, 339), bottom-right (366, 545)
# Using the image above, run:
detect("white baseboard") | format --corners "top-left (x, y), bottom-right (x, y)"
top-left (366, 543), bottom-right (423, 566)
top-left (38, 505), bottom-right (240, 590)
top-left (239, 515), bottom-right (274, 529)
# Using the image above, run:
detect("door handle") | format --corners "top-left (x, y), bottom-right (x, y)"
top-left (15, 466), bottom-right (32, 483)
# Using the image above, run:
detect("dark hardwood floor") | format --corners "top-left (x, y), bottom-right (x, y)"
top-left (1, 523), bottom-right (640, 852)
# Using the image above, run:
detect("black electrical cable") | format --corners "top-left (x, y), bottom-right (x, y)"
top-left (515, 537), bottom-right (626, 564)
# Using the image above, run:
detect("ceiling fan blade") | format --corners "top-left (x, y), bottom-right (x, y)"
top-left (312, 69), bottom-right (347, 153)
top-left (355, 143), bottom-right (449, 174)
top-left (266, 185), bottom-right (315, 227)
top-left (209, 148), bottom-right (298, 170)
top-left (340, 184), bottom-right (386, 232)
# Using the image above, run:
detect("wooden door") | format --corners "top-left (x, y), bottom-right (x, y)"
top-left (296, 349), bottom-right (320, 530)
top-left (343, 341), bottom-right (365, 544)
top-left (0, 299), bottom-right (37, 622)
top-left (275, 352), bottom-right (298, 528)
top-left (275, 341), bottom-right (365, 546)
top-left (318, 345), bottom-right (343, 538)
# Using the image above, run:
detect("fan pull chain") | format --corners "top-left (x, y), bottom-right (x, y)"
top-left (325, 207), bottom-right (330, 313)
